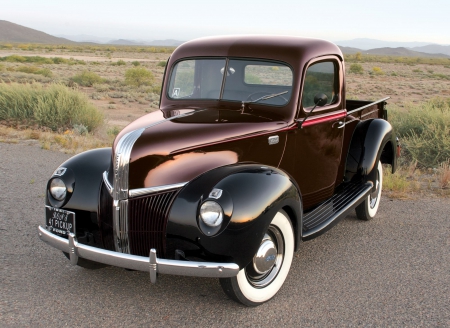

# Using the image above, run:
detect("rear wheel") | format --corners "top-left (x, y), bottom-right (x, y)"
top-left (220, 210), bottom-right (294, 306)
top-left (356, 161), bottom-right (383, 220)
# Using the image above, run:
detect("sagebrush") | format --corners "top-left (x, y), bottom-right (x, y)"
top-left (0, 83), bottom-right (103, 132)
top-left (389, 98), bottom-right (450, 167)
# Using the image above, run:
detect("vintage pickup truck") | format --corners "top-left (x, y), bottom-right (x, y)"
top-left (38, 36), bottom-right (398, 306)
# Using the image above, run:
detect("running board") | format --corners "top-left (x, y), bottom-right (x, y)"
top-left (302, 182), bottom-right (373, 240)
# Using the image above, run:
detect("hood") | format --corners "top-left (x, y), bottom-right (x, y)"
top-left (114, 108), bottom-right (289, 190)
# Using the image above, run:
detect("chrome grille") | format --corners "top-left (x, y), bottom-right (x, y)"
top-left (127, 190), bottom-right (179, 257)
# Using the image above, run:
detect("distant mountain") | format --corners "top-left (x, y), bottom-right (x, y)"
top-left (337, 38), bottom-right (432, 50)
top-left (108, 39), bottom-right (145, 45)
top-left (338, 45), bottom-right (449, 58)
top-left (338, 46), bottom-right (363, 54)
top-left (410, 44), bottom-right (450, 56)
top-left (146, 39), bottom-right (184, 46)
top-left (106, 39), bottom-right (184, 46)
top-left (364, 47), bottom-right (449, 58)
top-left (0, 20), bottom-right (74, 44)
top-left (56, 34), bottom-right (112, 44)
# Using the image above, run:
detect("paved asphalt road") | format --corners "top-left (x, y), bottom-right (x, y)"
top-left (1, 142), bottom-right (449, 327)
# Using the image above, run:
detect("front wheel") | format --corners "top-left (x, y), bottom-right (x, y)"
top-left (220, 210), bottom-right (294, 306)
top-left (356, 160), bottom-right (383, 220)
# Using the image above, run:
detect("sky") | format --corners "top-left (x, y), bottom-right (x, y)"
top-left (2, 0), bottom-right (450, 44)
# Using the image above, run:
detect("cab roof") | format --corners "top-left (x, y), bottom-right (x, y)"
top-left (170, 35), bottom-right (343, 65)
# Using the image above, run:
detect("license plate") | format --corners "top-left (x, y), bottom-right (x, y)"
top-left (45, 206), bottom-right (75, 236)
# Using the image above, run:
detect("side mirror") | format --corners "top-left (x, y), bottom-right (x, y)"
top-left (298, 93), bottom-right (329, 129)
top-left (314, 93), bottom-right (328, 107)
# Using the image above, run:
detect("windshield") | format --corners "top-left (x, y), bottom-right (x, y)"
top-left (168, 58), bottom-right (293, 106)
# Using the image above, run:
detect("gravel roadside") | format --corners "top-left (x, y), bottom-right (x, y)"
top-left (1, 142), bottom-right (449, 327)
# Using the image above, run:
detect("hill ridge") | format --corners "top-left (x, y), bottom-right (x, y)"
top-left (0, 20), bottom-right (74, 44)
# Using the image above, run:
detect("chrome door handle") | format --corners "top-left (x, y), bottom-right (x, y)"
top-left (333, 121), bottom-right (345, 129)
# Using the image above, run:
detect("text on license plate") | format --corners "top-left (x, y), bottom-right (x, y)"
top-left (45, 206), bottom-right (75, 236)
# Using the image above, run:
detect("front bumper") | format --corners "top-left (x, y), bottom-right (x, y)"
top-left (38, 226), bottom-right (239, 283)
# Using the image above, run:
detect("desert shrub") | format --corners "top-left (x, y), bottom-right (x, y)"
top-left (0, 55), bottom-right (87, 65)
top-left (389, 98), bottom-right (450, 167)
top-left (412, 69), bottom-right (422, 73)
top-left (71, 71), bottom-right (106, 86)
top-left (152, 85), bottom-right (162, 95)
top-left (349, 63), bottom-right (364, 74)
top-left (345, 53), bottom-right (450, 66)
top-left (131, 61), bottom-right (140, 66)
top-left (16, 66), bottom-right (40, 74)
top-left (0, 83), bottom-right (103, 132)
top-left (124, 67), bottom-right (154, 87)
top-left (372, 67), bottom-right (385, 75)
top-left (3, 55), bottom-right (27, 63)
top-left (0, 63), bottom-right (4, 71)
top-left (157, 61), bottom-right (167, 67)
top-left (16, 66), bottom-right (53, 77)
top-left (111, 59), bottom-right (126, 66)
top-left (73, 123), bottom-right (88, 135)
top-left (107, 126), bottom-right (121, 137)
top-left (94, 83), bottom-right (111, 92)
top-left (432, 73), bottom-right (450, 80)
top-left (35, 68), bottom-right (53, 77)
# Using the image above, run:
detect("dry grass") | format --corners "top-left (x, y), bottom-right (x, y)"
top-left (0, 125), bottom-right (112, 153)
top-left (437, 160), bottom-right (450, 189)
top-left (383, 163), bottom-right (421, 198)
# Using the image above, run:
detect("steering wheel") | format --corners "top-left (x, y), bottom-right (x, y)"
top-left (245, 91), bottom-right (288, 103)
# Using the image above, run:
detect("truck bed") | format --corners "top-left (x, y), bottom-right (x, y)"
top-left (346, 98), bottom-right (390, 120)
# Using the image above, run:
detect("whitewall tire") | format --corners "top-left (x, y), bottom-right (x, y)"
top-left (356, 160), bottom-right (383, 220)
top-left (220, 210), bottom-right (294, 306)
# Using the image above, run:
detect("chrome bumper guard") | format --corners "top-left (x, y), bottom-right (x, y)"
top-left (38, 226), bottom-right (239, 283)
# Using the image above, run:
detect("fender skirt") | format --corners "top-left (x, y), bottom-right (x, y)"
top-left (166, 164), bottom-right (302, 268)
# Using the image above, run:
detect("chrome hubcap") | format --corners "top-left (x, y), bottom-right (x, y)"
top-left (253, 234), bottom-right (277, 274)
top-left (246, 225), bottom-right (284, 288)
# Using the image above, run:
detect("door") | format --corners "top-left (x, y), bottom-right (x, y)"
top-left (293, 58), bottom-right (346, 210)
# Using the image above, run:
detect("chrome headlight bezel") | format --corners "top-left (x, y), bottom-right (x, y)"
top-left (199, 201), bottom-right (224, 227)
top-left (49, 178), bottom-right (67, 201)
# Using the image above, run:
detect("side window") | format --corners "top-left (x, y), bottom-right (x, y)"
top-left (302, 61), bottom-right (337, 108)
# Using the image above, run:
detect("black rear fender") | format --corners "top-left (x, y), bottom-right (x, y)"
top-left (345, 119), bottom-right (397, 186)
top-left (166, 164), bottom-right (302, 268)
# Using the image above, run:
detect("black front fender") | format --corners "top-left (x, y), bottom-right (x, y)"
top-left (166, 164), bottom-right (302, 268)
top-left (46, 148), bottom-right (112, 213)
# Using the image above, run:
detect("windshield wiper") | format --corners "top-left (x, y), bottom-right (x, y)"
top-left (241, 91), bottom-right (288, 111)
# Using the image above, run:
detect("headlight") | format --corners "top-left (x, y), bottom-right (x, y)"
top-left (200, 201), bottom-right (223, 227)
top-left (50, 178), bottom-right (67, 201)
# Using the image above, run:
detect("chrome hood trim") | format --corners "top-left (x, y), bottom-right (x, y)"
top-left (128, 182), bottom-right (187, 198)
top-left (111, 110), bottom-right (200, 253)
